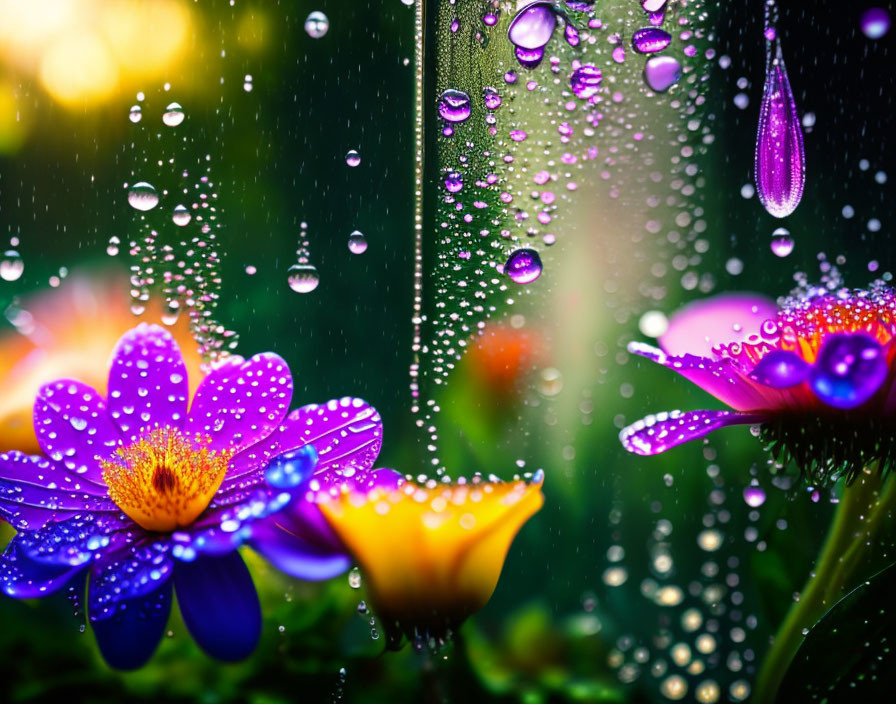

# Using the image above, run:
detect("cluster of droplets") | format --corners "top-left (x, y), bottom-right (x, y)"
top-left (287, 222), bottom-right (320, 293)
top-left (124, 92), bottom-right (238, 365)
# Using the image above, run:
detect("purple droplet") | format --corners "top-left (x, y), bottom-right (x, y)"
top-left (632, 27), bottom-right (672, 53)
top-left (643, 55), bottom-right (681, 92)
top-left (450, 17), bottom-right (460, 33)
top-left (641, 0), bottom-right (666, 11)
top-left (770, 227), bottom-right (794, 257)
top-left (809, 333), bottom-right (888, 409)
top-left (612, 45), bottom-right (626, 63)
top-left (564, 24), bottom-right (580, 47)
top-left (504, 248), bottom-right (543, 285)
top-left (564, 1), bottom-right (594, 10)
top-left (754, 44), bottom-right (805, 218)
top-left (444, 172), bottom-right (463, 193)
top-left (508, 2), bottom-right (556, 50)
top-left (743, 484), bottom-right (767, 508)
top-left (648, 9), bottom-right (666, 26)
top-left (482, 13), bottom-right (498, 27)
top-left (570, 64), bottom-right (602, 99)
top-left (516, 46), bottom-right (545, 69)
top-left (438, 89), bottom-right (471, 123)
top-left (483, 87), bottom-right (502, 110)
top-left (861, 8), bottom-right (890, 39)
top-left (510, 130), bottom-right (528, 142)
top-left (749, 349), bottom-right (810, 388)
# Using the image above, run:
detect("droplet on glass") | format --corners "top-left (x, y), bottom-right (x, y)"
top-left (162, 102), bottom-right (184, 127)
top-left (437, 89), bottom-right (471, 123)
top-left (287, 263), bottom-right (320, 293)
top-left (172, 204), bottom-right (191, 226)
top-left (631, 27), bottom-right (672, 53)
top-left (345, 149), bottom-right (361, 167)
top-left (504, 248), bottom-right (543, 285)
top-left (570, 64), bottom-right (602, 99)
top-left (770, 226), bottom-right (794, 257)
top-left (347, 230), bottom-right (368, 254)
top-left (127, 182), bottom-right (159, 211)
top-left (809, 333), bottom-right (887, 409)
top-left (0, 250), bottom-right (24, 282)
top-left (861, 8), bottom-right (890, 39)
top-left (507, 2), bottom-right (556, 50)
top-left (515, 46), bottom-right (545, 69)
top-left (305, 11), bottom-right (329, 38)
top-left (643, 55), bottom-right (681, 92)
top-left (754, 41), bottom-right (805, 218)
top-left (128, 105), bottom-right (142, 123)
top-left (483, 87), bottom-right (502, 110)
top-left (444, 171), bottom-right (463, 193)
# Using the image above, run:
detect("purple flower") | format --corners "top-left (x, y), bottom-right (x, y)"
top-left (620, 285), bottom-right (896, 483)
top-left (0, 324), bottom-right (384, 669)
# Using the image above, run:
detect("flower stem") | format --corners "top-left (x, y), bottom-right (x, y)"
top-left (753, 467), bottom-right (894, 704)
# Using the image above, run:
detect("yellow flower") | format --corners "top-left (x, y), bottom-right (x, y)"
top-left (319, 472), bottom-right (544, 646)
top-left (0, 271), bottom-right (202, 453)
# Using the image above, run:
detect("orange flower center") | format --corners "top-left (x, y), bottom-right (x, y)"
top-left (101, 427), bottom-right (232, 532)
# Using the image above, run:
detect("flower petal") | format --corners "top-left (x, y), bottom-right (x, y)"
top-left (33, 379), bottom-right (121, 486)
top-left (173, 551), bottom-right (261, 661)
top-left (90, 580), bottom-right (172, 670)
top-left (0, 451), bottom-right (119, 530)
top-left (250, 500), bottom-right (349, 581)
top-left (186, 353), bottom-right (292, 453)
top-left (14, 513), bottom-right (128, 567)
top-left (88, 541), bottom-right (174, 620)
top-left (0, 539), bottom-right (86, 598)
top-left (107, 324), bottom-right (190, 442)
top-left (620, 409), bottom-right (764, 456)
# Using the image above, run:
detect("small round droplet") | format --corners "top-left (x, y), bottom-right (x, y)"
top-left (438, 88), bottom-right (472, 123)
top-left (348, 567), bottom-right (362, 588)
top-left (128, 105), bottom-right (142, 123)
top-left (106, 236), bottom-right (120, 256)
top-left (162, 102), bottom-right (184, 127)
top-left (743, 483), bottom-right (766, 508)
top-left (0, 250), bottom-right (24, 282)
top-left (172, 204), bottom-right (191, 226)
top-left (347, 230), bottom-right (368, 254)
top-left (305, 11), bottom-right (329, 38)
top-left (770, 227), bottom-right (794, 257)
top-left (504, 248), bottom-right (543, 285)
top-left (643, 55), bottom-right (681, 92)
top-left (127, 182), bottom-right (159, 211)
top-left (810, 332), bottom-right (888, 409)
top-left (287, 263), bottom-right (320, 293)
top-left (345, 149), bottom-right (361, 167)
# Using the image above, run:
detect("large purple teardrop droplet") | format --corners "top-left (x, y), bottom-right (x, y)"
top-left (508, 3), bottom-right (556, 50)
top-left (632, 27), bottom-right (671, 54)
top-left (438, 89), bottom-right (472, 123)
top-left (504, 248), bottom-right (543, 285)
top-left (809, 333), bottom-right (888, 409)
top-left (754, 42), bottom-right (805, 218)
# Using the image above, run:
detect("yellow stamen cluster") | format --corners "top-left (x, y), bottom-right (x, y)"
top-left (101, 427), bottom-right (231, 532)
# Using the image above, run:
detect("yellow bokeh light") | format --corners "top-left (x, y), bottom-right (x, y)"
top-left (0, 78), bottom-right (28, 154)
top-left (39, 32), bottom-right (119, 105)
top-left (101, 0), bottom-right (190, 76)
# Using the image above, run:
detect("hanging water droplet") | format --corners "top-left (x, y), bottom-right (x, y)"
top-left (754, 35), bottom-right (805, 217)
top-left (437, 89), bottom-right (471, 123)
top-left (643, 56), bottom-right (681, 92)
top-left (347, 230), bottom-right (368, 254)
top-left (287, 263), bottom-right (320, 293)
top-left (162, 102), bottom-right (185, 127)
top-left (348, 567), bottom-right (362, 588)
top-left (172, 204), bottom-right (191, 226)
top-left (345, 149), bottom-right (361, 167)
top-left (770, 227), bottom-right (794, 257)
top-left (128, 181), bottom-right (159, 211)
top-left (128, 105), bottom-right (142, 123)
top-left (504, 248), bottom-right (543, 285)
top-left (305, 11), bottom-right (329, 38)
top-left (0, 250), bottom-right (24, 282)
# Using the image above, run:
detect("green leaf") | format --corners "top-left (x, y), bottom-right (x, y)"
top-left (776, 560), bottom-right (896, 703)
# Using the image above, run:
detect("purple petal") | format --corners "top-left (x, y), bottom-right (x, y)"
top-left (659, 293), bottom-right (778, 358)
top-left (91, 580), bottom-right (172, 670)
top-left (88, 540), bottom-right (173, 620)
top-left (186, 353), bottom-right (293, 453)
top-left (174, 551), bottom-right (261, 661)
top-left (0, 539), bottom-right (86, 598)
top-left (14, 513), bottom-right (128, 567)
top-left (620, 409), bottom-right (764, 456)
top-left (0, 451), bottom-right (119, 530)
top-left (33, 379), bottom-right (121, 487)
top-left (107, 324), bottom-right (190, 442)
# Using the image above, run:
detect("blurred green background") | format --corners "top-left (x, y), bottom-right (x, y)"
top-left (0, 1), bottom-right (894, 702)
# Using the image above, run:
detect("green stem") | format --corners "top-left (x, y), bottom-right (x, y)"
top-left (753, 467), bottom-right (893, 704)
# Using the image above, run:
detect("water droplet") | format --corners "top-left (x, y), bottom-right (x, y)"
top-left (438, 89), bottom-right (471, 123)
top-left (809, 333), bottom-right (887, 409)
top-left (754, 41), bottom-right (805, 218)
top-left (162, 102), bottom-right (184, 127)
top-left (444, 171), bottom-right (463, 193)
top-left (128, 105), bottom-right (142, 123)
top-left (161, 300), bottom-right (180, 326)
top-left (0, 250), bottom-right (24, 282)
top-left (570, 64), bottom-right (602, 99)
top-left (504, 248), bottom-right (543, 285)
top-left (861, 8), bottom-right (890, 39)
top-left (508, 2), bottom-right (556, 50)
top-left (106, 235), bottom-right (120, 257)
top-left (769, 230), bottom-right (794, 258)
top-left (345, 149), bottom-right (361, 167)
top-left (265, 446), bottom-right (318, 488)
top-left (287, 263), bottom-right (320, 293)
top-left (631, 27), bottom-right (671, 53)
top-left (347, 230), bottom-right (368, 254)
top-left (749, 349), bottom-right (809, 388)
top-left (348, 567), bottom-right (362, 588)
top-left (172, 204), bottom-right (191, 226)
top-left (128, 181), bottom-right (159, 211)
top-left (743, 483), bottom-right (767, 508)
top-left (305, 11), bottom-right (329, 38)
top-left (483, 86), bottom-right (502, 110)
top-left (643, 55), bottom-right (681, 92)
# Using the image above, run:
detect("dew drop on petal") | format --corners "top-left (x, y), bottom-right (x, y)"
top-left (809, 333), bottom-right (888, 409)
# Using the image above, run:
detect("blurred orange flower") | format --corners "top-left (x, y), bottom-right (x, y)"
top-left (0, 271), bottom-right (202, 453)
top-left (466, 324), bottom-right (547, 398)
top-left (319, 472), bottom-right (544, 648)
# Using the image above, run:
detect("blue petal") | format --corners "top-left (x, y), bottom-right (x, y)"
top-left (90, 581), bottom-right (172, 670)
top-left (0, 539), bottom-right (86, 598)
top-left (15, 513), bottom-right (127, 567)
top-left (174, 551), bottom-right (261, 661)
top-left (88, 541), bottom-right (174, 620)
